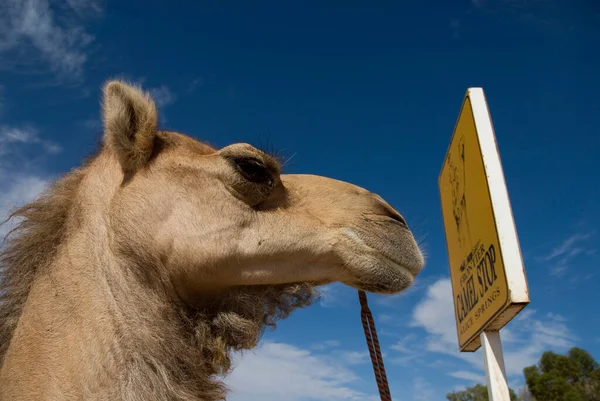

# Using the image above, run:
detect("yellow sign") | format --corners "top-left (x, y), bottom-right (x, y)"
top-left (439, 88), bottom-right (529, 352)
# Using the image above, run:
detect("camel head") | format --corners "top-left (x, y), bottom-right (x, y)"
top-left (0, 80), bottom-right (426, 400)
top-left (102, 80), bottom-right (424, 302)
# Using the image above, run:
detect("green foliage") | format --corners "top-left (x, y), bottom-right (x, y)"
top-left (524, 347), bottom-right (600, 401)
top-left (446, 383), bottom-right (517, 401)
top-left (569, 347), bottom-right (600, 375)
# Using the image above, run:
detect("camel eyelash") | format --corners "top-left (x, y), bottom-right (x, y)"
top-left (231, 157), bottom-right (273, 184)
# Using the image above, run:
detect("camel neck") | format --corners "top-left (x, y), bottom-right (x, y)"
top-left (0, 226), bottom-right (224, 401)
top-left (0, 157), bottom-right (228, 401)
top-left (0, 166), bottom-right (187, 400)
top-left (0, 223), bottom-right (137, 399)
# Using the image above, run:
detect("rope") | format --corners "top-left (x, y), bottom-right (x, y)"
top-left (358, 290), bottom-right (392, 401)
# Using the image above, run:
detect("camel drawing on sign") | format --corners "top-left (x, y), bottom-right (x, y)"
top-left (449, 134), bottom-right (472, 250)
top-left (0, 80), bottom-right (425, 401)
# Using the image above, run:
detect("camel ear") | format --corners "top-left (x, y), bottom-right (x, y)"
top-left (101, 80), bottom-right (158, 172)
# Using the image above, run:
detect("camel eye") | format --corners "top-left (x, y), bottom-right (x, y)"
top-left (234, 157), bottom-right (272, 184)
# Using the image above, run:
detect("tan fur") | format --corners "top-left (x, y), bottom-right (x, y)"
top-left (102, 81), bottom-right (158, 172)
top-left (0, 80), bottom-right (425, 401)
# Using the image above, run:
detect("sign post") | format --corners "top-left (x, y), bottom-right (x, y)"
top-left (439, 88), bottom-right (530, 400)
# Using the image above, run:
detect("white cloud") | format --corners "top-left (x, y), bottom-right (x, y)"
top-left (547, 312), bottom-right (566, 322)
top-left (224, 341), bottom-right (378, 401)
top-left (388, 333), bottom-right (422, 366)
top-left (0, 125), bottom-right (61, 156)
top-left (149, 85), bottom-right (177, 108)
top-left (0, 124), bottom-right (59, 238)
top-left (0, 176), bottom-right (49, 210)
top-left (449, 370), bottom-right (486, 383)
top-left (318, 284), bottom-right (338, 307)
top-left (0, 125), bottom-right (36, 144)
top-left (317, 282), bottom-right (356, 308)
top-left (339, 350), bottom-right (370, 365)
top-left (310, 340), bottom-right (341, 351)
top-left (377, 313), bottom-right (394, 323)
top-left (64, 0), bottom-right (103, 17)
top-left (410, 278), bottom-right (577, 380)
top-left (187, 77), bottom-right (205, 93)
top-left (501, 309), bottom-right (575, 375)
top-left (412, 377), bottom-right (435, 401)
top-left (0, 85), bottom-right (5, 115)
top-left (390, 333), bottom-right (418, 354)
top-left (411, 279), bottom-right (458, 348)
top-left (0, 175), bottom-right (50, 238)
top-left (0, 0), bottom-right (102, 81)
top-left (76, 117), bottom-right (102, 132)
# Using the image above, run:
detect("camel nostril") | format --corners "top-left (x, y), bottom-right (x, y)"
top-left (370, 194), bottom-right (408, 228)
top-left (390, 213), bottom-right (407, 227)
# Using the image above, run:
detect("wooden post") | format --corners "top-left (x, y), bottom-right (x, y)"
top-left (481, 331), bottom-right (511, 401)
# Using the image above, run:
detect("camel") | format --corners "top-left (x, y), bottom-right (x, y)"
top-left (0, 80), bottom-right (425, 401)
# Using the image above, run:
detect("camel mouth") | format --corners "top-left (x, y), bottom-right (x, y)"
top-left (339, 223), bottom-right (425, 294)
top-left (346, 258), bottom-right (417, 294)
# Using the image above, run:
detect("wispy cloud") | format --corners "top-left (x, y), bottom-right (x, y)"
top-left (388, 333), bottom-right (422, 366)
top-left (0, 0), bottom-right (103, 83)
top-left (0, 85), bottom-right (5, 115)
top-left (338, 350), bottom-right (370, 365)
top-left (317, 283), bottom-right (357, 309)
top-left (541, 233), bottom-right (593, 261)
top-left (187, 77), bottom-right (205, 93)
top-left (0, 125), bottom-right (62, 156)
top-left (75, 117), bottom-right (102, 133)
top-left (310, 340), bottom-right (341, 351)
top-left (390, 333), bottom-right (418, 354)
top-left (149, 85), bottom-right (177, 108)
top-left (65, 0), bottom-right (103, 18)
top-left (224, 341), bottom-right (378, 401)
top-left (449, 370), bottom-right (486, 383)
top-left (0, 175), bottom-right (51, 238)
top-left (318, 284), bottom-right (339, 307)
top-left (0, 124), bottom-right (60, 238)
top-left (412, 377), bottom-right (436, 401)
top-left (538, 232), bottom-right (595, 276)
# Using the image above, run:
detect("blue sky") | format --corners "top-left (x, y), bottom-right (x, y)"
top-left (0, 0), bottom-right (598, 400)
